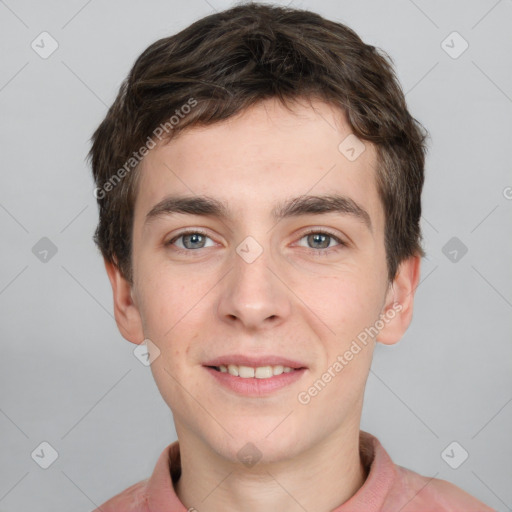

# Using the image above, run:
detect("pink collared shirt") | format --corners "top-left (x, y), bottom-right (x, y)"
top-left (93, 431), bottom-right (494, 511)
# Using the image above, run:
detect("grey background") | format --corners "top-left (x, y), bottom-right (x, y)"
top-left (1, 0), bottom-right (511, 510)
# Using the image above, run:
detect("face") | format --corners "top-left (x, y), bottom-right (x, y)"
top-left (108, 98), bottom-right (419, 464)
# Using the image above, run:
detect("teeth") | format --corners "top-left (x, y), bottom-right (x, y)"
top-left (255, 366), bottom-right (272, 378)
top-left (239, 365), bottom-right (255, 378)
top-left (218, 364), bottom-right (296, 379)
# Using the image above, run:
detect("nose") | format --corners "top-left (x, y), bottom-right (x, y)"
top-left (216, 242), bottom-right (292, 331)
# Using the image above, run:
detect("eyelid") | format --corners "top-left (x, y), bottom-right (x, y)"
top-left (166, 228), bottom-right (216, 248)
top-left (297, 227), bottom-right (348, 246)
top-left (165, 227), bottom-right (348, 253)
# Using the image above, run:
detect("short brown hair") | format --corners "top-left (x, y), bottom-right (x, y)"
top-left (89, 2), bottom-right (427, 284)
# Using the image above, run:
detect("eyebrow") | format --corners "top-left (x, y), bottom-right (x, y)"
top-left (145, 193), bottom-right (372, 232)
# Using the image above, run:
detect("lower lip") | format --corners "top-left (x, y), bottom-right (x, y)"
top-left (204, 366), bottom-right (307, 396)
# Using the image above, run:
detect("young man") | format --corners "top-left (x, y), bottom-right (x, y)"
top-left (89, 3), bottom-right (493, 511)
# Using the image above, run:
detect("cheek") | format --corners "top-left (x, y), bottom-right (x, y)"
top-left (295, 270), bottom-right (382, 341)
top-left (136, 271), bottom-right (185, 337)
top-left (136, 267), bottom-right (214, 353)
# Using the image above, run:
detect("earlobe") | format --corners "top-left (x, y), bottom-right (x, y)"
top-left (376, 255), bottom-right (422, 346)
top-left (104, 259), bottom-right (144, 345)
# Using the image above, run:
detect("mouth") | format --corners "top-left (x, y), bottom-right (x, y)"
top-left (202, 355), bottom-right (307, 396)
top-left (206, 363), bottom-right (303, 379)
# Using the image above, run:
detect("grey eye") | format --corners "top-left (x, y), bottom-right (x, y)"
top-left (173, 232), bottom-right (215, 250)
top-left (298, 232), bottom-right (339, 250)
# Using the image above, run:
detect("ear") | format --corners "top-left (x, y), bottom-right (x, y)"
top-left (104, 259), bottom-right (144, 345)
top-left (376, 254), bottom-right (421, 346)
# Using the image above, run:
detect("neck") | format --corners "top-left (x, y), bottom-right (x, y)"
top-left (174, 421), bottom-right (367, 512)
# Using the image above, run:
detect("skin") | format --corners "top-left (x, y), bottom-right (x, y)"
top-left (105, 97), bottom-right (421, 512)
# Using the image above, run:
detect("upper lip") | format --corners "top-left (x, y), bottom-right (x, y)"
top-left (203, 354), bottom-right (307, 369)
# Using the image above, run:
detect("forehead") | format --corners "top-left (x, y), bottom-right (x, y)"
top-left (134, 98), bottom-right (383, 233)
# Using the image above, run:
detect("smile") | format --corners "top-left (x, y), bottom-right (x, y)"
top-left (210, 364), bottom-right (297, 379)
top-left (204, 365), bottom-right (307, 396)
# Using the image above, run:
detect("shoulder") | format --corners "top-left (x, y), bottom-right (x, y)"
top-left (359, 432), bottom-right (495, 512)
top-left (91, 479), bottom-right (150, 512)
top-left (393, 465), bottom-right (495, 512)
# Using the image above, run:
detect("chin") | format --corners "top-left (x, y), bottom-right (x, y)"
top-left (201, 417), bottom-right (306, 466)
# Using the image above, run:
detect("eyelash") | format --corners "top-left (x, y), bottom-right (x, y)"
top-left (299, 228), bottom-right (347, 254)
top-left (166, 228), bottom-right (347, 255)
top-left (166, 229), bottom-right (212, 255)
